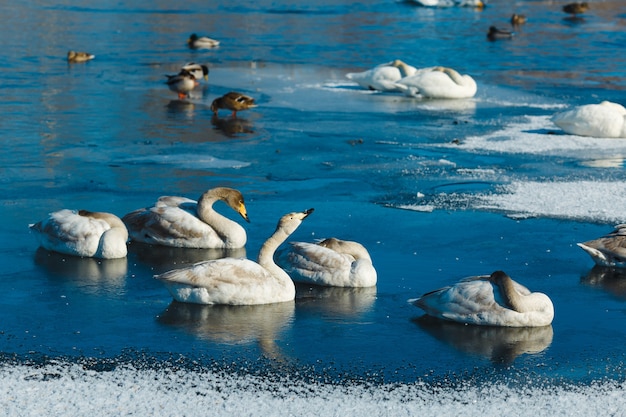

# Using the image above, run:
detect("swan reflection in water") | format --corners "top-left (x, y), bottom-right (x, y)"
top-left (295, 284), bottom-right (377, 319)
top-left (581, 266), bottom-right (626, 300)
top-left (413, 315), bottom-right (553, 364)
top-left (34, 247), bottom-right (128, 295)
top-left (157, 300), bottom-right (294, 360)
top-left (128, 241), bottom-right (246, 274)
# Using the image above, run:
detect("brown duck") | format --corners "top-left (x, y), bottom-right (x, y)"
top-left (211, 92), bottom-right (257, 117)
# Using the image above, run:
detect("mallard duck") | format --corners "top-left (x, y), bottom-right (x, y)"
top-left (410, 271), bottom-right (554, 327)
top-left (578, 225), bottom-right (626, 267)
top-left (563, 2), bottom-right (589, 16)
top-left (278, 237), bottom-right (377, 287)
top-left (187, 33), bottom-right (220, 49)
top-left (395, 66), bottom-right (477, 99)
top-left (211, 92), bottom-right (257, 117)
top-left (510, 14), bottom-right (527, 26)
top-left (487, 26), bottom-right (514, 41)
top-left (30, 209), bottom-right (128, 259)
top-left (155, 208), bottom-right (314, 305)
top-left (551, 101), bottom-right (626, 138)
top-left (180, 63), bottom-right (209, 81)
top-left (165, 70), bottom-right (198, 100)
top-left (346, 59), bottom-right (418, 92)
top-left (122, 187), bottom-right (249, 249)
top-left (67, 51), bottom-right (95, 63)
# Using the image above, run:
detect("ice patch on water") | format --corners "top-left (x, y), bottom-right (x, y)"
top-left (123, 154), bottom-right (251, 169)
top-left (1, 362), bottom-right (623, 417)
top-left (442, 116), bottom-right (626, 156)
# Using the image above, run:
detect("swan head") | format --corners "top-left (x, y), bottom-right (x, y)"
top-left (203, 187), bottom-right (250, 223)
top-left (277, 208), bottom-right (314, 235)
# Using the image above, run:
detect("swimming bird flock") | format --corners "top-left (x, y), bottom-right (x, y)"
top-left (36, 10), bottom-right (626, 330)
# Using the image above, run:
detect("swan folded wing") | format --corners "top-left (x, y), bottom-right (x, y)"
top-left (286, 242), bottom-right (355, 286)
top-left (31, 210), bottom-right (110, 255)
top-left (156, 259), bottom-right (280, 305)
top-left (155, 196), bottom-right (196, 209)
top-left (552, 103), bottom-right (626, 138)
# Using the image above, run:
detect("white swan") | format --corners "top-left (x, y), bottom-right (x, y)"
top-left (346, 60), bottom-right (418, 92)
top-left (551, 101), bottom-right (626, 138)
top-left (578, 224), bottom-right (626, 267)
top-left (395, 66), bottom-right (477, 99)
top-left (122, 187), bottom-right (249, 249)
top-left (409, 270), bottom-right (554, 327)
top-left (278, 238), bottom-right (377, 287)
top-left (30, 209), bottom-right (128, 259)
top-left (155, 208), bottom-right (314, 305)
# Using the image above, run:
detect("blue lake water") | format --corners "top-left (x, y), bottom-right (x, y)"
top-left (2, 0), bottom-right (626, 414)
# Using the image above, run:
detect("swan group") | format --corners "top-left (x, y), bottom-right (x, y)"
top-left (346, 61), bottom-right (477, 99)
top-left (552, 101), bottom-right (626, 138)
top-left (154, 208), bottom-right (314, 305)
top-left (410, 270), bottom-right (554, 327)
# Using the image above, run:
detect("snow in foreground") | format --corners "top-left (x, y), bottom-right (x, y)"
top-left (1, 362), bottom-right (624, 417)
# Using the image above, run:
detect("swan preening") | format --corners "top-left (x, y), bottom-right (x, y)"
top-left (30, 209), bottom-right (128, 259)
top-left (346, 61), bottom-right (477, 99)
top-left (155, 208), bottom-right (314, 305)
top-left (578, 224), bottom-right (626, 268)
top-left (278, 237), bottom-right (377, 287)
top-left (552, 101), bottom-right (626, 138)
top-left (122, 187), bottom-right (249, 249)
top-left (410, 270), bottom-right (554, 327)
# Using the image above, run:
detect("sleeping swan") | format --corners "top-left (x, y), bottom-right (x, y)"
top-left (155, 208), bottom-right (314, 305)
top-left (410, 270), bottom-right (554, 327)
top-left (346, 60), bottom-right (418, 92)
top-left (278, 238), bottom-right (377, 287)
top-left (395, 66), bottom-right (477, 99)
top-left (578, 224), bottom-right (626, 268)
top-left (122, 187), bottom-right (249, 249)
top-left (30, 209), bottom-right (128, 259)
top-left (551, 101), bottom-right (626, 138)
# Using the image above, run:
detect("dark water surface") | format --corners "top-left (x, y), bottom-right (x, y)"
top-left (2, 0), bottom-right (626, 388)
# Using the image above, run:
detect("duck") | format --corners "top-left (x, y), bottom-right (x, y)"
top-left (211, 92), bottom-right (257, 117)
top-left (155, 208), bottom-right (314, 305)
top-left (563, 2), bottom-right (589, 16)
top-left (278, 237), bottom-right (377, 287)
top-left (122, 187), bottom-right (249, 249)
top-left (409, 270), bottom-right (554, 327)
top-left (487, 25), bottom-right (514, 41)
top-left (551, 101), bottom-right (626, 138)
top-left (67, 51), bottom-right (95, 63)
top-left (395, 66), bottom-right (477, 99)
top-left (165, 70), bottom-right (198, 100)
top-left (180, 62), bottom-right (209, 81)
top-left (187, 33), bottom-right (220, 49)
top-left (30, 209), bottom-right (128, 259)
top-left (510, 14), bottom-right (527, 26)
top-left (578, 225), bottom-right (626, 268)
top-left (345, 59), bottom-right (418, 92)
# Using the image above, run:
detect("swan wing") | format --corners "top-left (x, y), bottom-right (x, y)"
top-left (282, 242), bottom-right (356, 286)
top-left (552, 102), bottom-right (626, 138)
top-left (346, 66), bottom-right (403, 91)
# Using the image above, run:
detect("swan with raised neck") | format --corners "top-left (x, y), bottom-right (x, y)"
top-left (155, 208), bottom-right (314, 305)
top-left (122, 187), bottom-right (249, 249)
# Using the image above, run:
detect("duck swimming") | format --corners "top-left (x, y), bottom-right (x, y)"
top-left (410, 270), bottom-right (554, 327)
top-left (578, 225), bottom-right (626, 268)
top-left (211, 92), bottom-right (257, 117)
top-left (551, 101), bottom-right (626, 138)
top-left (187, 33), bottom-right (220, 49)
top-left (563, 2), bottom-right (589, 17)
top-left (395, 66), bottom-right (477, 99)
top-left (278, 237), bottom-right (377, 287)
top-left (30, 209), bottom-right (128, 259)
top-left (67, 51), bottom-right (95, 63)
top-left (155, 208), bottom-right (314, 305)
top-left (122, 187), bottom-right (249, 249)
top-left (346, 59), bottom-right (418, 92)
top-left (487, 26), bottom-right (514, 41)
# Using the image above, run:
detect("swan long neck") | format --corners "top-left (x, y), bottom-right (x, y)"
top-left (491, 271), bottom-right (527, 312)
top-left (258, 227), bottom-right (290, 269)
top-left (391, 60), bottom-right (412, 77)
top-left (196, 192), bottom-right (236, 239)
